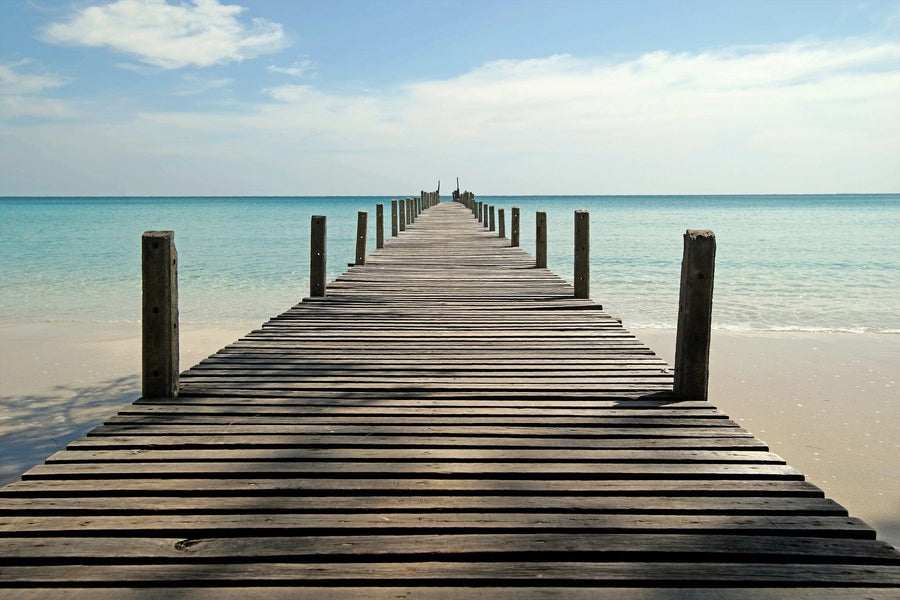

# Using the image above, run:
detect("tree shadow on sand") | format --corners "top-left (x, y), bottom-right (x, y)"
top-left (0, 373), bottom-right (140, 486)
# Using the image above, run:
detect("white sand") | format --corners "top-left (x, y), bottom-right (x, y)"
top-left (1, 321), bottom-right (897, 548)
top-left (0, 321), bottom-right (255, 486)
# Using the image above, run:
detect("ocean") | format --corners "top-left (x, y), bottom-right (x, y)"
top-left (1, 195), bottom-right (897, 333)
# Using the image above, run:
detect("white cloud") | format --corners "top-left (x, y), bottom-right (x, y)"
top-left (267, 59), bottom-right (315, 77)
top-left (173, 75), bottom-right (233, 95)
top-left (42, 0), bottom-right (288, 69)
top-left (2, 36), bottom-right (898, 194)
top-left (0, 61), bottom-right (67, 95)
top-left (0, 61), bottom-right (77, 120)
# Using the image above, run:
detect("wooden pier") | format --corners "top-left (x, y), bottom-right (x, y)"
top-left (1, 200), bottom-right (898, 598)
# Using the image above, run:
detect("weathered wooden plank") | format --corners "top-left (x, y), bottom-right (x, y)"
top-left (0, 495), bottom-right (846, 515)
top-left (62, 434), bottom-right (769, 452)
top-left (43, 448), bottom-right (784, 465)
top-left (3, 588), bottom-right (898, 600)
top-left (0, 513), bottom-right (874, 536)
top-left (5, 534), bottom-right (896, 562)
top-left (0, 478), bottom-right (826, 497)
top-left (19, 462), bottom-right (805, 482)
top-left (1, 562), bottom-right (896, 585)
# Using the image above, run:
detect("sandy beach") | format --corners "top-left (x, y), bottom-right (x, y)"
top-left (1, 321), bottom-right (897, 548)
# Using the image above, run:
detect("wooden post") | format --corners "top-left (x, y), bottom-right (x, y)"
top-left (391, 199), bottom-right (399, 237)
top-left (142, 230), bottom-right (178, 398)
top-left (511, 207), bottom-right (520, 247)
top-left (355, 211), bottom-right (368, 265)
top-left (489, 205), bottom-right (496, 231)
top-left (498, 208), bottom-right (506, 238)
top-left (535, 211), bottom-right (547, 268)
top-left (477, 201), bottom-right (483, 223)
top-left (376, 203), bottom-right (384, 249)
top-left (309, 215), bottom-right (326, 297)
top-left (574, 210), bottom-right (589, 299)
top-left (674, 229), bottom-right (716, 400)
top-left (399, 199), bottom-right (406, 232)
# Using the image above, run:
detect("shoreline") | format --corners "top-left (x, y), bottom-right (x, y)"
top-left (1, 320), bottom-right (897, 548)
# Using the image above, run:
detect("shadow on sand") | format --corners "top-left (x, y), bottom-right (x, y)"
top-left (0, 373), bottom-right (140, 486)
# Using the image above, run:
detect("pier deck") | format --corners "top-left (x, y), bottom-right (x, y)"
top-left (1, 201), bottom-right (897, 597)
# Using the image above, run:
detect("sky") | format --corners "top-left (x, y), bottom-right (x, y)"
top-left (1, 0), bottom-right (899, 196)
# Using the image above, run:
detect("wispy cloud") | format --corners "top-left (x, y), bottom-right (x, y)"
top-left (173, 75), bottom-right (233, 96)
top-left (0, 61), bottom-right (77, 120)
top-left (41, 0), bottom-right (288, 69)
top-left (267, 59), bottom-right (315, 78)
top-left (3, 35), bottom-right (899, 194)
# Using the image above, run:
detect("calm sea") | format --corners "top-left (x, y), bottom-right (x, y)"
top-left (1, 195), bottom-right (897, 333)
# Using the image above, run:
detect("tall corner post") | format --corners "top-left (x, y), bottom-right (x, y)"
top-left (674, 229), bottom-right (716, 400)
top-left (574, 210), bottom-right (590, 299)
top-left (142, 230), bottom-right (179, 399)
top-left (355, 210), bottom-right (368, 265)
top-left (498, 208), bottom-right (506, 238)
top-left (376, 203), bottom-right (384, 249)
top-left (391, 199), bottom-right (399, 237)
top-left (310, 215), bottom-right (327, 297)
top-left (535, 211), bottom-right (547, 268)
top-left (489, 205), bottom-right (496, 232)
top-left (511, 207), bottom-right (520, 247)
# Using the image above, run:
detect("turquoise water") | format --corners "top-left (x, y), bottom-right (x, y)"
top-left (1, 195), bottom-right (897, 333)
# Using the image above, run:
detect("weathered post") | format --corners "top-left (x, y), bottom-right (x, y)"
top-left (355, 210), bottom-right (368, 265)
top-left (674, 230), bottom-right (716, 400)
top-left (511, 207), bottom-right (520, 247)
top-left (477, 201), bottom-right (483, 223)
top-left (309, 215), bottom-right (326, 297)
top-left (574, 210), bottom-right (589, 299)
top-left (376, 203), bottom-right (384, 249)
top-left (535, 211), bottom-right (547, 268)
top-left (483, 204), bottom-right (489, 227)
top-left (399, 199), bottom-right (406, 232)
top-left (142, 230), bottom-right (178, 399)
top-left (498, 208), bottom-right (506, 238)
top-left (391, 199), bottom-right (399, 237)
top-left (489, 205), bottom-right (496, 232)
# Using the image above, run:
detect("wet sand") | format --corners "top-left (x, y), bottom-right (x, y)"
top-left (1, 321), bottom-right (897, 548)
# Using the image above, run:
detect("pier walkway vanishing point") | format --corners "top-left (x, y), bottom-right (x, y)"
top-left (1, 199), bottom-right (898, 598)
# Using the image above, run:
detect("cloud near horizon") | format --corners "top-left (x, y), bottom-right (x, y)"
top-left (3, 34), bottom-right (899, 194)
top-left (42, 0), bottom-right (288, 69)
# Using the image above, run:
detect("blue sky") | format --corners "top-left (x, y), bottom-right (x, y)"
top-left (1, 0), bottom-right (898, 195)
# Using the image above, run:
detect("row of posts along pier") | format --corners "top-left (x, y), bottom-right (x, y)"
top-left (142, 186), bottom-right (715, 406)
